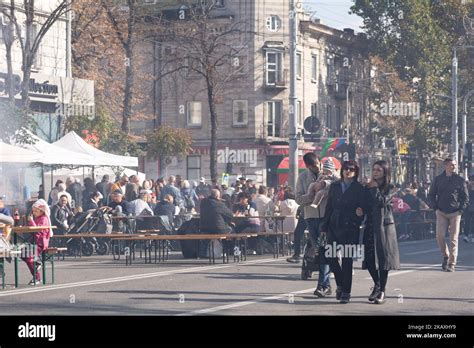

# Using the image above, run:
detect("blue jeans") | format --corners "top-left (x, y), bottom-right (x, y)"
top-left (305, 218), bottom-right (331, 288)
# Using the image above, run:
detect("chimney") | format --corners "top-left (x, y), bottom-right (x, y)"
top-left (343, 28), bottom-right (355, 35)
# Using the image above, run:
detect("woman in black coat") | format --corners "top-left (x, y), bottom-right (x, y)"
top-left (363, 160), bottom-right (400, 304)
top-left (320, 160), bottom-right (366, 304)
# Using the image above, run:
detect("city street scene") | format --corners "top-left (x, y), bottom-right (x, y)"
top-left (0, 0), bottom-right (473, 345)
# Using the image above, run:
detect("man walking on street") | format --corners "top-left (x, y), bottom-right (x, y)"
top-left (295, 153), bottom-right (333, 297)
top-left (428, 158), bottom-right (469, 272)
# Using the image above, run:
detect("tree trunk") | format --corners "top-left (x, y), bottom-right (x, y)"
top-left (207, 79), bottom-right (218, 181)
top-left (122, 43), bottom-right (133, 133)
top-left (121, 0), bottom-right (135, 134)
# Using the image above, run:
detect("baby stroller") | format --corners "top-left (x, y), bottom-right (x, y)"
top-left (65, 207), bottom-right (112, 257)
top-left (301, 233), bottom-right (326, 280)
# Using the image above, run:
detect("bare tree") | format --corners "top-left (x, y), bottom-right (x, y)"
top-left (156, 1), bottom-right (252, 180)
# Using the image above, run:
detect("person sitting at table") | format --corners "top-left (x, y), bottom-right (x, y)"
top-left (200, 189), bottom-right (234, 234)
top-left (154, 194), bottom-right (175, 227)
top-left (51, 194), bottom-right (74, 236)
top-left (402, 188), bottom-right (429, 213)
top-left (232, 192), bottom-right (260, 234)
top-left (83, 191), bottom-right (103, 212)
top-left (22, 199), bottom-right (53, 285)
top-left (108, 190), bottom-right (131, 215)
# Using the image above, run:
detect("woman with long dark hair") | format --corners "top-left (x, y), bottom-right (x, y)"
top-left (320, 160), bottom-right (366, 304)
top-left (363, 160), bottom-right (400, 304)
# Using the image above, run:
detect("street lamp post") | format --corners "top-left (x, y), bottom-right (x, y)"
top-left (452, 45), bottom-right (474, 167)
top-left (462, 90), bottom-right (474, 178)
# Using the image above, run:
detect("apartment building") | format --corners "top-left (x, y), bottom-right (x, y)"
top-left (140, 0), bottom-right (371, 185)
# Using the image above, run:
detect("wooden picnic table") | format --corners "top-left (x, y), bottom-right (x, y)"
top-left (10, 226), bottom-right (56, 288)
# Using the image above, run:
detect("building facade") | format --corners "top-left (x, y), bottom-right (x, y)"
top-left (0, 0), bottom-right (94, 142)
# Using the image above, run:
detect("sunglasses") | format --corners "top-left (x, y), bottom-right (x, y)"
top-left (343, 167), bottom-right (356, 172)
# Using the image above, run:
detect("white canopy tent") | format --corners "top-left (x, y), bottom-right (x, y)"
top-left (0, 142), bottom-right (43, 163)
top-left (13, 131), bottom-right (94, 165)
top-left (53, 131), bottom-right (139, 167)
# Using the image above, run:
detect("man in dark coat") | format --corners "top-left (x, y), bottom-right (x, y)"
top-left (320, 160), bottom-right (366, 304)
top-left (200, 189), bottom-right (234, 234)
top-left (428, 158), bottom-right (469, 272)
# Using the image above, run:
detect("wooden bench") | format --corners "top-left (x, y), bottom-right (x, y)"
top-left (40, 247), bottom-right (68, 285)
top-left (0, 250), bottom-right (21, 289)
top-left (111, 234), bottom-right (229, 265)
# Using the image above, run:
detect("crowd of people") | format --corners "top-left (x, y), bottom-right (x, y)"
top-left (1, 157), bottom-right (472, 297)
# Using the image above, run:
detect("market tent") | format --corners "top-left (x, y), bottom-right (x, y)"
top-left (13, 131), bottom-right (94, 165)
top-left (53, 131), bottom-right (138, 167)
top-left (0, 141), bottom-right (43, 163)
top-left (276, 157), bottom-right (307, 185)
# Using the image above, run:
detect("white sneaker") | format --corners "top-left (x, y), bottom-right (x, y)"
top-left (28, 279), bottom-right (41, 286)
top-left (330, 272), bottom-right (335, 279)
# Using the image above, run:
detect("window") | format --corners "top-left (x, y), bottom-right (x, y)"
top-left (266, 15), bottom-right (281, 32)
top-left (187, 101), bottom-right (202, 126)
top-left (267, 101), bottom-right (282, 137)
top-left (297, 101), bottom-right (303, 127)
top-left (29, 24), bottom-right (41, 68)
top-left (232, 53), bottom-right (248, 74)
top-left (311, 103), bottom-right (317, 117)
top-left (336, 107), bottom-right (341, 133)
top-left (296, 52), bottom-right (302, 78)
top-left (187, 156), bottom-right (201, 180)
top-left (311, 55), bottom-right (317, 81)
top-left (327, 55), bottom-right (335, 85)
top-left (326, 105), bottom-right (332, 130)
top-left (233, 100), bottom-right (248, 126)
top-left (265, 51), bottom-right (283, 85)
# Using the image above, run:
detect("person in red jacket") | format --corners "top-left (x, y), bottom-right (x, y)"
top-left (22, 199), bottom-right (52, 285)
top-left (392, 195), bottom-right (411, 240)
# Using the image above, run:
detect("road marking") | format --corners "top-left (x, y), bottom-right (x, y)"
top-left (405, 248), bottom-right (440, 256)
top-left (364, 264), bottom-right (440, 279)
top-left (178, 263), bottom-right (445, 316)
top-left (0, 258), bottom-right (280, 297)
top-left (177, 288), bottom-right (316, 316)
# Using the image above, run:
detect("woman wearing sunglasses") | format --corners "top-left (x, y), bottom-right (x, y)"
top-left (320, 160), bottom-right (366, 303)
top-left (363, 160), bottom-right (400, 304)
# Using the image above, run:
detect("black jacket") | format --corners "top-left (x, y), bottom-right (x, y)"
top-left (363, 184), bottom-right (400, 271)
top-left (51, 204), bottom-right (73, 233)
top-left (428, 172), bottom-right (469, 214)
top-left (83, 199), bottom-right (99, 212)
top-left (67, 182), bottom-right (83, 209)
top-left (200, 197), bottom-right (234, 234)
top-left (321, 180), bottom-right (366, 245)
top-left (108, 200), bottom-right (131, 215)
top-left (154, 201), bottom-right (175, 224)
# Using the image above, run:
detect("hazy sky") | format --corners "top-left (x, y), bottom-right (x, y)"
top-left (304, 0), bottom-right (365, 32)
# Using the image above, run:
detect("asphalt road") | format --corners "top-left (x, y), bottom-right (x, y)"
top-left (0, 237), bottom-right (473, 316)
